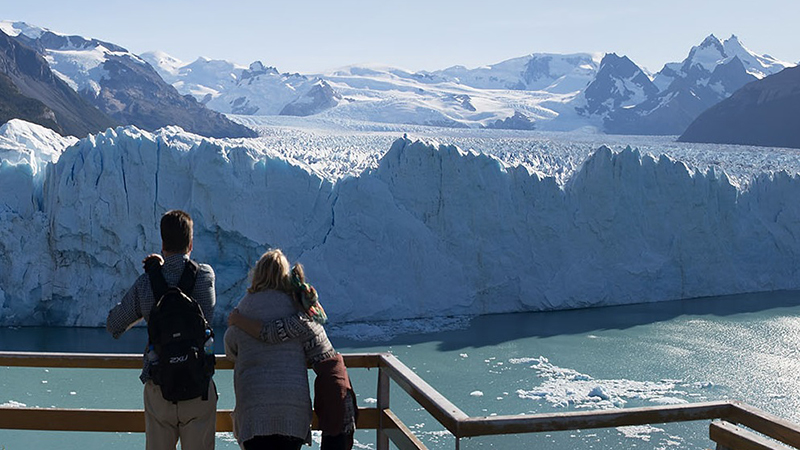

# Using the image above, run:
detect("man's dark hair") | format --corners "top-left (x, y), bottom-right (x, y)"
top-left (161, 210), bottom-right (193, 253)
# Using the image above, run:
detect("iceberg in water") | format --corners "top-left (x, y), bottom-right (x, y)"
top-left (2, 119), bottom-right (800, 327)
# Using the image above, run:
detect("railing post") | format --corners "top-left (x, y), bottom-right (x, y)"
top-left (377, 366), bottom-right (390, 450)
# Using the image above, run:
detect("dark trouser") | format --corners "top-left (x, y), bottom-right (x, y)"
top-left (243, 434), bottom-right (304, 450)
top-left (321, 432), bottom-right (354, 450)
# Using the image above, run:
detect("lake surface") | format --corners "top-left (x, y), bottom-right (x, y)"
top-left (2, 290), bottom-right (800, 449)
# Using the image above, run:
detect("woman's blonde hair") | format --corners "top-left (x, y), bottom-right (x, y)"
top-left (247, 249), bottom-right (292, 294)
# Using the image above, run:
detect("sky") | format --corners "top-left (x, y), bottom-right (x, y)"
top-left (2, 1), bottom-right (798, 74)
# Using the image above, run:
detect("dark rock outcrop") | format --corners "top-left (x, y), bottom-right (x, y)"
top-left (11, 27), bottom-right (256, 139)
top-left (486, 111), bottom-right (536, 130)
top-left (578, 53), bottom-right (658, 117)
top-left (679, 66), bottom-right (800, 149)
top-left (279, 80), bottom-right (341, 116)
top-left (0, 30), bottom-right (117, 137)
top-left (85, 53), bottom-right (257, 138)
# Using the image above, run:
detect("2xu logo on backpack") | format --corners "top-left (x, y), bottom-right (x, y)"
top-left (146, 259), bottom-right (215, 403)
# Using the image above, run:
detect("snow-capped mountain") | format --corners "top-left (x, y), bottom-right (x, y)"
top-left (653, 34), bottom-right (789, 90)
top-left (218, 62), bottom-right (342, 116)
top-left (140, 52), bottom-right (245, 105)
top-left (144, 56), bottom-right (342, 117)
top-left (581, 34), bottom-right (794, 135)
top-left (0, 20), bottom-right (255, 138)
top-left (149, 53), bottom-right (602, 130)
top-left (575, 53), bottom-right (659, 117)
top-left (319, 64), bottom-right (555, 129)
top-left (422, 52), bottom-right (602, 94)
top-left (0, 27), bottom-right (117, 137)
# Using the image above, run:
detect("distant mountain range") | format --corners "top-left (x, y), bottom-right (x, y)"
top-left (142, 33), bottom-right (793, 136)
top-left (0, 21), bottom-right (255, 138)
top-left (589, 35), bottom-right (792, 136)
top-left (0, 20), bottom-right (796, 142)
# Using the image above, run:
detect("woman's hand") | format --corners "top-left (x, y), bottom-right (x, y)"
top-left (227, 308), bottom-right (263, 340)
top-left (228, 308), bottom-right (241, 327)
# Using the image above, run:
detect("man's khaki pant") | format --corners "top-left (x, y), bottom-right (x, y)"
top-left (143, 379), bottom-right (217, 450)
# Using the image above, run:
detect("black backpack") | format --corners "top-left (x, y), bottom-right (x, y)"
top-left (146, 260), bottom-right (215, 402)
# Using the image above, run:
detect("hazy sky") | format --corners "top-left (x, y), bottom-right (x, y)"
top-left (3, 1), bottom-right (797, 74)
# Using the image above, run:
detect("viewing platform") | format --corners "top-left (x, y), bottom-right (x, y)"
top-left (1, 351), bottom-right (799, 449)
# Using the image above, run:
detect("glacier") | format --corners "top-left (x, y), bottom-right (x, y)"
top-left (2, 118), bottom-right (800, 327)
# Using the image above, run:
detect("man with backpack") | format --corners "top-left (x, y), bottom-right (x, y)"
top-left (107, 209), bottom-right (217, 450)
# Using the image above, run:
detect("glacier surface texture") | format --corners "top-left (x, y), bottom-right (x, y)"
top-left (2, 120), bottom-right (800, 327)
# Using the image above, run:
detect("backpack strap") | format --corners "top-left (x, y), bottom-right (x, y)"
top-left (146, 262), bottom-right (169, 301)
top-left (146, 259), bottom-right (199, 300)
top-left (178, 259), bottom-right (199, 294)
top-left (177, 259), bottom-right (208, 401)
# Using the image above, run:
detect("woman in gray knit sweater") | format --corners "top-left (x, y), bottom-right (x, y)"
top-left (224, 249), bottom-right (313, 450)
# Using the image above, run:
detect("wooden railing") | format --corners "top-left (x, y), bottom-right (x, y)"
top-left (1, 351), bottom-right (800, 450)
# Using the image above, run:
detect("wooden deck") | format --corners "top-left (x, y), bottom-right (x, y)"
top-left (1, 351), bottom-right (799, 449)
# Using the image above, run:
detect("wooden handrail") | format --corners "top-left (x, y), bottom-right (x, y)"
top-left (727, 402), bottom-right (800, 449)
top-left (0, 407), bottom-right (380, 433)
top-left (3, 351), bottom-right (800, 450)
top-left (458, 401), bottom-right (735, 437)
top-left (378, 352), bottom-right (469, 435)
top-left (0, 351), bottom-right (382, 370)
top-left (711, 420), bottom-right (793, 450)
top-left (381, 409), bottom-right (427, 450)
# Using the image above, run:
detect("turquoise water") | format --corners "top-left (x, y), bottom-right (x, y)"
top-left (2, 290), bottom-right (800, 449)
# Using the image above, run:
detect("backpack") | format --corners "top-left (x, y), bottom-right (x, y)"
top-left (146, 259), bottom-right (215, 402)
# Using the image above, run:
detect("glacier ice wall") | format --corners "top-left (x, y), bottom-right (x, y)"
top-left (2, 123), bottom-right (800, 326)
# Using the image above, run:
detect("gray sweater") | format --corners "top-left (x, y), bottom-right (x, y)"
top-left (224, 290), bottom-right (312, 445)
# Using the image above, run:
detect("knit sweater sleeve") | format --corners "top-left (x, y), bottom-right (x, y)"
top-left (303, 321), bottom-right (337, 365)
top-left (259, 312), bottom-right (316, 343)
top-left (258, 313), bottom-right (336, 365)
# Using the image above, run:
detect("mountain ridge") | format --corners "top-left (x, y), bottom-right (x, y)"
top-left (144, 33), bottom-right (792, 135)
top-left (0, 29), bottom-right (117, 137)
top-left (0, 20), bottom-right (256, 138)
top-left (1, 20), bottom-right (795, 138)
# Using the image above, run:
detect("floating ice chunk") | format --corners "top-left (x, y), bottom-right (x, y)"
top-left (1, 400), bottom-right (26, 407)
top-left (515, 357), bottom-right (701, 410)
top-left (216, 432), bottom-right (237, 443)
top-left (588, 386), bottom-right (610, 400)
top-left (508, 357), bottom-right (540, 365)
top-left (617, 424), bottom-right (665, 441)
top-left (649, 397), bottom-right (688, 405)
